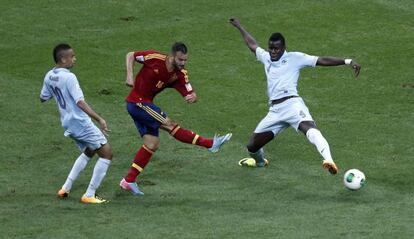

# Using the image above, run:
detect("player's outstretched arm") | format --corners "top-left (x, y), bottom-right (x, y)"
top-left (229, 17), bottom-right (258, 53)
top-left (77, 100), bottom-right (110, 136)
top-left (317, 57), bottom-right (361, 77)
top-left (125, 52), bottom-right (135, 87)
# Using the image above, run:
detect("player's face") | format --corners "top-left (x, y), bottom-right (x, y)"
top-left (268, 40), bottom-right (285, 61)
top-left (172, 51), bottom-right (188, 70)
top-left (61, 49), bottom-right (76, 69)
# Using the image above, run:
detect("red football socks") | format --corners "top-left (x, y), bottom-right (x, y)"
top-left (125, 145), bottom-right (154, 182)
top-left (170, 125), bottom-right (213, 148)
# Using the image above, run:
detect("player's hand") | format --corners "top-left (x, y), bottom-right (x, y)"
top-left (351, 60), bottom-right (361, 78)
top-left (229, 17), bottom-right (241, 28)
top-left (99, 119), bottom-right (111, 136)
top-left (185, 92), bottom-right (197, 103)
top-left (125, 79), bottom-right (134, 87)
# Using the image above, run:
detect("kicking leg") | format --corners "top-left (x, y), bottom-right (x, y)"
top-left (299, 121), bottom-right (338, 174)
top-left (239, 131), bottom-right (274, 167)
top-left (161, 117), bottom-right (231, 153)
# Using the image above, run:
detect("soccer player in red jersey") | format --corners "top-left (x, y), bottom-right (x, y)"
top-left (120, 42), bottom-right (232, 196)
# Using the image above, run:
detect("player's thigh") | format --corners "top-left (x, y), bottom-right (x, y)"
top-left (127, 102), bottom-right (166, 137)
top-left (285, 98), bottom-right (314, 132)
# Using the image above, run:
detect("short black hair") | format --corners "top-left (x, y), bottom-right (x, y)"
top-left (53, 43), bottom-right (72, 63)
top-left (268, 33), bottom-right (285, 46)
top-left (171, 42), bottom-right (188, 54)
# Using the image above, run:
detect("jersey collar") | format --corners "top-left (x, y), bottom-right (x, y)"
top-left (53, 67), bottom-right (70, 73)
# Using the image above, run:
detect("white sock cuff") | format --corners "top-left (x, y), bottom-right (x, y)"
top-left (97, 158), bottom-right (111, 165)
top-left (80, 153), bottom-right (92, 161)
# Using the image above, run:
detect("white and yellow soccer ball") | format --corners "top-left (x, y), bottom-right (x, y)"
top-left (343, 169), bottom-right (366, 190)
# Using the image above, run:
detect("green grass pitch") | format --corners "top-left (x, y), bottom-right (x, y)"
top-left (1, 0), bottom-right (413, 238)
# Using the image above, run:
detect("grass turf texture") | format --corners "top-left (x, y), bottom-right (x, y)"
top-left (1, 0), bottom-right (413, 238)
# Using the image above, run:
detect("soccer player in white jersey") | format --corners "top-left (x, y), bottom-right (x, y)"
top-left (229, 18), bottom-right (361, 174)
top-left (40, 43), bottom-right (113, 203)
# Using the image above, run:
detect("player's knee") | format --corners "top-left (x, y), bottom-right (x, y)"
top-left (99, 144), bottom-right (113, 160)
top-left (144, 142), bottom-right (159, 152)
top-left (105, 150), bottom-right (113, 160)
top-left (167, 120), bottom-right (177, 129)
top-left (161, 120), bottom-right (177, 132)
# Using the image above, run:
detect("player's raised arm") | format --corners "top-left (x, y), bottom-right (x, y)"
top-left (126, 52), bottom-right (135, 87)
top-left (77, 100), bottom-right (110, 136)
top-left (229, 17), bottom-right (258, 53)
top-left (317, 57), bottom-right (361, 77)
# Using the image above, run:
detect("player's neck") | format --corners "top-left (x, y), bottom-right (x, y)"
top-left (56, 63), bottom-right (71, 70)
top-left (165, 56), bottom-right (175, 72)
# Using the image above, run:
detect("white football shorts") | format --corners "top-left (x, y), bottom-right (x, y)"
top-left (254, 97), bottom-right (314, 135)
top-left (65, 123), bottom-right (108, 152)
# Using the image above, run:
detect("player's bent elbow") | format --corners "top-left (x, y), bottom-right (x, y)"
top-left (126, 52), bottom-right (135, 59)
top-left (76, 99), bottom-right (86, 107)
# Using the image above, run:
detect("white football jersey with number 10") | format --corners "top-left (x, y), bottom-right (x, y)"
top-left (40, 68), bottom-right (92, 135)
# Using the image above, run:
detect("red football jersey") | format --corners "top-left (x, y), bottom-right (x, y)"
top-left (126, 50), bottom-right (193, 103)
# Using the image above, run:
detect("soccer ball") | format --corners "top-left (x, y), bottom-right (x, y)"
top-left (343, 169), bottom-right (366, 190)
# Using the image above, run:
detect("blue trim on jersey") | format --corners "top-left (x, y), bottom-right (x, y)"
top-left (127, 102), bottom-right (167, 137)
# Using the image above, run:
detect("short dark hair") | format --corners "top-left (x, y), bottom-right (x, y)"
top-left (268, 33), bottom-right (285, 46)
top-left (53, 43), bottom-right (72, 63)
top-left (171, 42), bottom-right (188, 54)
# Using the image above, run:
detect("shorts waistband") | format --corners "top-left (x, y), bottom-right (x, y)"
top-left (271, 96), bottom-right (298, 105)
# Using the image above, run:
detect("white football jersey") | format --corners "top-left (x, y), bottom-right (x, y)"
top-left (40, 68), bottom-right (92, 135)
top-left (255, 47), bottom-right (318, 101)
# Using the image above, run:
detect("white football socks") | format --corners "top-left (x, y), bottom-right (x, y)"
top-left (62, 153), bottom-right (91, 191)
top-left (306, 128), bottom-right (333, 162)
top-left (85, 158), bottom-right (111, 197)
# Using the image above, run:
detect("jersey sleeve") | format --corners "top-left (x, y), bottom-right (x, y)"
top-left (294, 52), bottom-right (318, 68)
top-left (67, 74), bottom-right (85, 103)
top-left (40, 80), bottom-right (52, 101)
top-left (133, 50), bottom-right (165, 64)
top-left (172, 69), bottom-right (193, 97)
top-left (255, 47), bottom-right (269, 64)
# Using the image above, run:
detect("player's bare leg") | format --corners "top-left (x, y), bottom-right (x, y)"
top-left (299, 121), bottom-right (338, 175)
top-left (81, 144), bottom-right (113, 204)
top-left (160, 117), bottom-right (231, 153)
top-left (239, 132), bottom-right (273, 167)
top-left (120, 135), bottom-right (158, 196)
